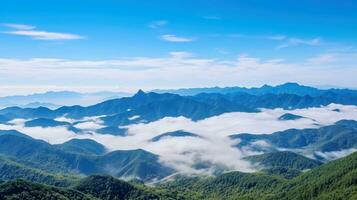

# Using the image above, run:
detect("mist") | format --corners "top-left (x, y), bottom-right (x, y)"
top-left (1, 103), bottom-right (356, 175)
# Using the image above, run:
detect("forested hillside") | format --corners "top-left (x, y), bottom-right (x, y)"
top-left (1, 152), bottom-right (356, 200)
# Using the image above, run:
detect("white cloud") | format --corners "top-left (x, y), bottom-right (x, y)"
top-left (2, 23), bottom-right (84, 40)
top-left (3, 23), bottom-right (36, 30)
top-left (229, 34), bottom-right (286, 41)
top-left (266, 35), bottom-right (287, 41)
top-left (307, 54), bottom-right (338, 65)
top-left (74, 121), bottom-right (104, 130)
top-left (251, 140), bottom-right (271, 148)
top-left (148, 20), bottom-right (168, 28)
top-left (314, 148), bottom-right (357, 160)
top-left (128, 115), bottom-right (140, 120)
top-left (160, 34), bottom-right (194, 42)
top-left (169, 51), bottom-right (193, 58)
top-left (1, 104), bottom-right (356, 175)
top-left (73, 116), bottom-right (105, 130)
top-left (277, 37), bottom-right (321, 49)
top-left (228, 34), bottom-right (320, 48)
top-left (4, 30), bottom-right (83, 40)
top-left (0, 52), bottom-right (356, 96)
top-left (124, 104), bottom-right (357, 137)
top-left (55, 116), bottom-right (78, 123)
top-left (0, 119), bottom-right (77, 144)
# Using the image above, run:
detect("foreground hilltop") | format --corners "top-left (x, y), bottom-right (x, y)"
top-left (0, 151), bottom-right (356, 200)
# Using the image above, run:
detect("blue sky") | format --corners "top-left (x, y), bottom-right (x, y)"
top-left (0, 0), bottom-right (356, 95)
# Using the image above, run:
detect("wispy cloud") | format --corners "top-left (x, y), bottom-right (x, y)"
top-left (307, 53), bottom-right (338, 65)
top-left (148, 20), bottom-right (168, 28)
top-left (215, 48), bottom-right (229, 54)
top-left (2, 23), bottom-right (84, 40)
top-left (169, 51), bottom-right (193, 58)
top-left (306, 52), bottom-right (357, 67)
top-left (229, 33), bottom-right (320, 48)
top-left (277, 37), bottom-right (321, 49)
top-left (160, 34), bottom-right (195, 42)
top-left (266, 35), bottom-right (287, 41)
top-left (3, 23), bottom-right (35, 30)
top-left (5, 30), bottom-right (84, 40)
top-left (314, 148), bottom-right (357, 161)
top-left (229, 33), bottom-right (286, 41)
top-left (0, 52), bottom-right (356, 95)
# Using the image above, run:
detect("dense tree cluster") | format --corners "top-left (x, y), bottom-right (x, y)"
top-left (1, 152), bottom-right (355, 200)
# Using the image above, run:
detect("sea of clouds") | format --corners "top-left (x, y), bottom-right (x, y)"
top-left (1, 103), bottom-right (357, 175)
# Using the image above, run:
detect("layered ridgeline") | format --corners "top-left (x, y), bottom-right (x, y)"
top-left (0, 120), bottom-right (357, 182)
top-left (153, 82), bottom-right (357, 96)
top-left (0, 152), bottom-right (356, 200)
top-left (0, 83), bottom-right (356, 128)
top-left (0, 124), bottom-right (355, 181)
top-left (0, 120), bottom-right (355, 182)
top-left (0, 83), bottom-right (356, 199)
top-left (230, 120), bottom-right (357, 160)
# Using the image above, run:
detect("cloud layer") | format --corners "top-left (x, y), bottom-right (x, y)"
top-left (1, 104), bottom-right (356, 175)
top-left (0, 51), bottom-right (356, 96)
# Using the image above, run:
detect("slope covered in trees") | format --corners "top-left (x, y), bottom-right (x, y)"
top-left (0, 152), bottom-right (356, 199)
top-left (0, 180), bottom-right (96, 200)
top-left (0, 155), bottom-right (78, 187)
top-left (0, 134), bottom-right (174, 181)
top-left (231, 120), bottom-right (357, 155)
top-left (158, 152), bottom-right (357, 200)
top-left (245, 151), bottom-right (322, 170)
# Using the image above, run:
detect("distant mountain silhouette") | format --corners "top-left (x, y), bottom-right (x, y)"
top-left (0, 91), bottom-right (131, 108)
top-left (0, 84), bottom-right (356, 128)
top-left (153, 82), bottom-right (356, 96)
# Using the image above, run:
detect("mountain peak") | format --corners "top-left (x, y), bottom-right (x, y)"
top-left (279, 82), bottom-right (301, 87)
top-left (260, 84), bottom-right (272, 89)
top-left (278, 113), bottom-right (304, 121)
top-left (134, 89), bottom-right (146, 97)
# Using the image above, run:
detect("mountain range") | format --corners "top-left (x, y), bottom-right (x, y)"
top-left (0, 83), bottom-right (356, 199)
top-left (0, 83), bottom-right (356, 128)
top-left (230, 120), bottom-right (357, 160)
top-left (1, 120), bottom-right (355, 182)
top-left (153, 82), bottom-right (357, 96)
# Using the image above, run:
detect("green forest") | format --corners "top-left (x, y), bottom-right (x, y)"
top-left (1, 151), bottom-right (356, 200)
